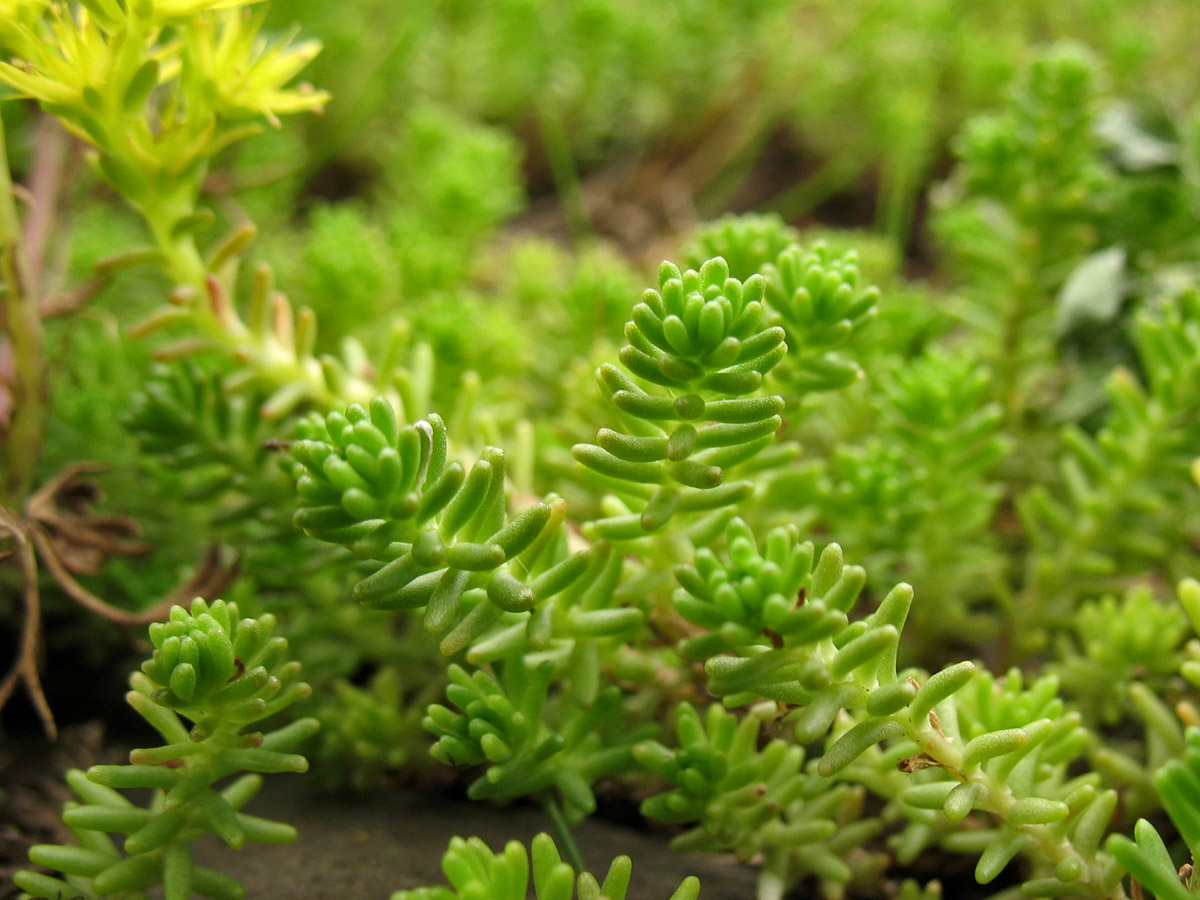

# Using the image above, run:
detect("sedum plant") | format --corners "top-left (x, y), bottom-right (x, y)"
top-left (572, 256), bottom-right (790, 539)
top-left (8, 3), bottom-right (1200, 900)
top-left (390, 831), bottom-right (700, 900)
top-left (14, 600), bottom-right (318, 900)
top-left (635, 702), bottom-right (886, 900)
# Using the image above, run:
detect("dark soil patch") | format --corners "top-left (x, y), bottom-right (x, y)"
top-left (194, 776), bottom-right (758, 900)
top-left (3, 727), bottom-right (756, 900)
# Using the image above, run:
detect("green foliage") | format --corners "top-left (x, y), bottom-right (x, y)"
top-left (289, 401), bottom-right (606, 651)
top-left (390, 831), bottom-right (700, 900)
top-left (1108, 819), bottom-right (1196, 900)
top-left (617, 258), bottom-right (784, 396)
top-left (13, 6), bottom-right (1200, 900)
top-left (934, 44), bottom-right (1113, 422)
top-left (889, 668), bottom-right (1121, 897)
top-left (635, 704), bottom-right (885, 900)
top-left (683, 213), bottom-right (800, 282)
top-left (286, 397), bottom-right (654, 820)
top-left (797, 349), bottom-right (1008, 642)
top-left (572, 256), bottom-right (790, 538)
top-left (424, 660), bottom-right (651, 824)
top-left (670, 516), bottom-right (907, 710)
top-left (1055, 588), bottom-right (1190, 724)
top-left (762, 242), bottom-right (879, 395)
top-left (1019, 288), bottom-right (1200, 635)
top-left (312, 665), bottom-right (433, 791)
top-left (956, 46), bottom-right (1109, 221)
top-left (125, 363), bottom-right (282, 511)
top-left (1152, 729), bottom-right (1200, 864)
top-left (1108, 725), bottom-right (1200, 900)
top-left (290, 203), bottom-right (399, 348)
top-left (382, 104), bottom-right (525, 299)
top-left (14, 600), bottom-right (318, 900)
top-left (0, 0), bottom-right (326, 231)
top-left (656, 516), bottom-right (1126, 898)
top-left (939, 43), bottom-right (1111, 269)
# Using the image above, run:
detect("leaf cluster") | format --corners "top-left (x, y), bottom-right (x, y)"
top-left (15, 600), bottom-right (318, 900)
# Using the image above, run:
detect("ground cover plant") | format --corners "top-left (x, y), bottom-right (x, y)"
top-left (4, 1), bottom-right (1200, 899)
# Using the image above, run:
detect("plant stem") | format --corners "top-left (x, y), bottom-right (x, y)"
top-left (539, 789), bottom-right (587, 875)
top-left (0, 508), bottom-right (55, 738)
top-left (996, 226), bottom-right (1060, 448)
top-left (143, 185), bottom-right (208, 288)
top-left (138, 188), bottom-right (376, 415)
top-left (0, 107), bottom-right (48, 504)
top-left (904, 713), bottom-right (1120, 900)
top-left (765, 156), bottom-right (866, 222)
top-left (536, 100), bottom-right (592, 246)
top-left (23, 115), bottom-right (70, 301)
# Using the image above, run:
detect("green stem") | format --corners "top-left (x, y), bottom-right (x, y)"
top-left (138, 180), bottom-right (375, 414)
top-left (996, 229), bottom-right (1049, 435)
top-left (291, 3), bottom-right (433, 188)
top-left (903, 714), bottom-right (1121, 900)
top-left (764, 156), bottom-right (867, 222)
top-left (1021, 369), bottom-right (1160, 641)
top-left (144, 192), bottom-right (207, 289)
top-left (539, 789), bottom-right (587, 875)
top-left (0, 108), bottom-right (48, 503)
top-left (536, 100), bottom-right (592, 246)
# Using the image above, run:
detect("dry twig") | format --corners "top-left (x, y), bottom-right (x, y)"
top-left (0, 507), bottom-right (56, 739)
top-left (0, 464), bottom-right (242, 736)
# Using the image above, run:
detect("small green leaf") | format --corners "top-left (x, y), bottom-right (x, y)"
top-left (910, 662), bottom-right (975, 727)
top-left (944, 782), bottom-right (981, 821)
top-left (818, 717), bottom-right (906, 776)
top-left (1055, 246), bottom-right (1125, 335)
top-left (975, 828), bottom-right (1029, 884)
top-left (962, 728), bottom-right (1029, 769)
top-left (124, 59), bottom-right (160, 111)
top-left (1008, 797), bottom-right (1069, 825)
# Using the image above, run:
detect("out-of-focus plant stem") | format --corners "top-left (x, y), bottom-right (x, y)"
top-left (0, 110), bottom-right (47, 504)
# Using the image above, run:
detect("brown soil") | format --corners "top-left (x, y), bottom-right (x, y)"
top-left (195, 776), bottom-right (757, 900)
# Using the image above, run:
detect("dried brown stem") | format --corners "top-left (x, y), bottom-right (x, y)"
top-left (23, 114), bottom-right (71, 299)
top-left (0, 108), bottom-right (47, 501)
top-left (39, 277), bottom-right (106, 319)
top-left (1, 461), bottom-right (241, 734)
top-left (0, 507), bottom-right (56, 739)
top-left (29, 525), bottom-right (240, 627)
top-left (24, 462), bottom-right (151, 577)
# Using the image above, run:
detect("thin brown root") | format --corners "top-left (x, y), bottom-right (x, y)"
top-left (0, 507), bottom-right (56, 739)
top-left (30, 523), bottom-right (240, 626)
